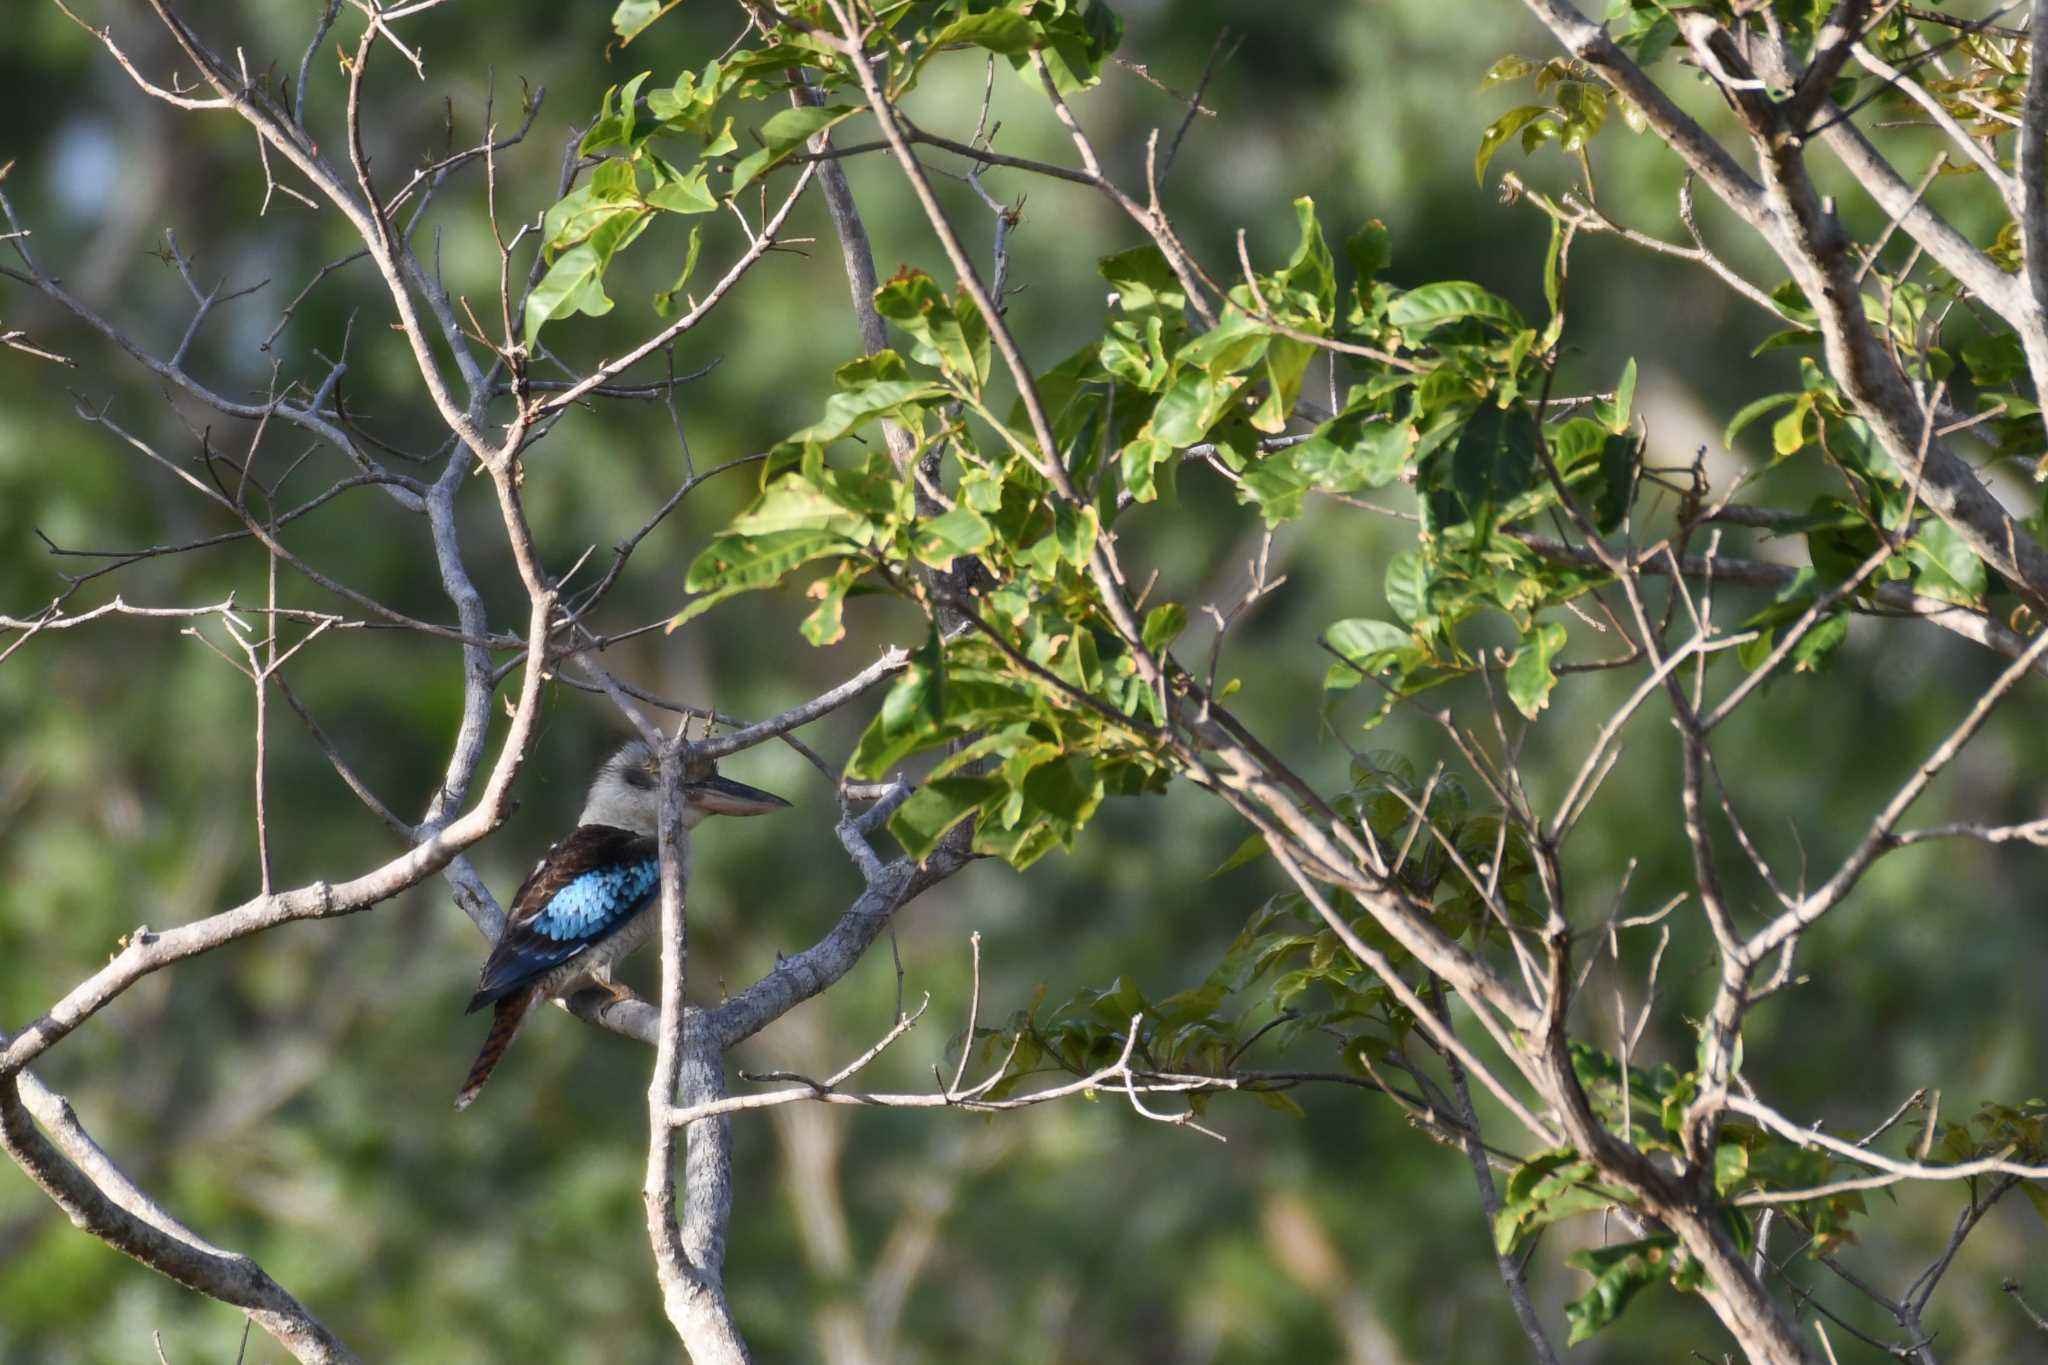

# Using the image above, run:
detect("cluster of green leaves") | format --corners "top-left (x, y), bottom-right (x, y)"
top-left (1473, 11), bottom-right (2042, 684)
top-left (1474, 54), bottom-right (1633, 186)
top-left (528, 60), bottom-right (758, 343)
top-left (1495, 1042), bottom-right (1872, 1343)
top-left (663, 255), bottom-right (1182, 868)
top-left (545, 1), bottom-right (1658, 799)
top-left (659, 155), bottom-right (1635, 858)
top-left (1315, 338), bottom-right (1634, 722)
top-left (990, 752), bottom-right (1542, 1096)
top-left (1915, 1097), bottom-right (2048, 1225)
top-left (1720, 352), bottom-right (2008, 672)
top-left (529, 0), bottom-right (1123, 345)
top-left (1603, 0), bottom-right (1890, 68)
top-left (1915, 25), bottom-right (2028, 134)
top-left (1499, 1088), bottom-right (2048, 1342)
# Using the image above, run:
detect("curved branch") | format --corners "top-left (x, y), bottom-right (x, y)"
top-left (0, 1058), bottom-right (357, 1362)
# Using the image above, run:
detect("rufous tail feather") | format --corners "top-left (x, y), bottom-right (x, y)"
top-left (455, 988), bottom-right (534, 1110)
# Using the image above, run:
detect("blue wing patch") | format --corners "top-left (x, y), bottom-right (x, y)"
top-left (467, 826), bottom-right (661, 1011)
top-left (533, 861), bottom-right (659, 941)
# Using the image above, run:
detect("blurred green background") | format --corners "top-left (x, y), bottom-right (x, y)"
top-left (3, 2), bottom-right (2044, 1361)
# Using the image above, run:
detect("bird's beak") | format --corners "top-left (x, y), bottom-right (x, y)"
top-left (687, 774), bottom-right (792, 817)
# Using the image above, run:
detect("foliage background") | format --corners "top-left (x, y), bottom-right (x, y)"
top-left (1, 2), bottom-right (2042, 1360)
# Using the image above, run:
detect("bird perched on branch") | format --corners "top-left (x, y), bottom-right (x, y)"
top-left (455, 739), bottom-right (790, 1109)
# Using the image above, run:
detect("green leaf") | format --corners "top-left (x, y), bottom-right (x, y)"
top-left (526, 240), bottom-right (620, 346)
top-left (1345, 220), bottom-right (1392, 284)
top-left (683, 525), bottom-right (849, 594)
top-left (1120, 436), bottom-right (1173, 503)
top-left (1275, 197), bottom-right (1336, 323)
top-left (1905, 516), bottom-right (1987, 606)
top-left (1325, 618), bottom-right (1410, 690)
top-left (578, 77), bottom-right (635, 156)
top-left (1542, 213), bottom-right (1565, 316)
top-left (1142, 602), bottom-right (1188, 654)
top-left (1723, 391), bottom-right (1803, 447)
top-left (1384, 551), bottom-right (1431, 626)
top-left (1556, 80), bottom-right (1607, 150)
top-left (928, 9), bottom-right (1037, 56)
top-left (1388, 281), bottom-right (1525, 332)
top-left (1597, 357), bottom-right (1637, 433)
top-left (889, 777), bottom-right (999, 859)
top-left (973, 756), bottom-right (1107, 870)
top-left (646, 167), bottom-right (717, 214)
top-left (1446, 401), bottom-right (1542, 534)
top-left (728, 474), bottom-right (860, 536)
top-left (849, 663), bottom-right (943, 778)
top-left (1787, 609), bottom-right (1850, 673)
top-left (612, 0), bottom-right (668, 43)
top-left (1714, 1142), bottom-right (1750, 1195)
top-left (542, 161), bottom-right (647, 257)
top-left (1176, 306), bottom-right (1270, 375)
top-left (1100, 316), bottom-right (1172, 391)
top-left (792, 376), bottom-right (948, 445)
top-left (1252, 336), bottom-right (1315, 433)
top-left (1479, 54), bottom-right (1539, 89)
top-left (1150, 368), bottom-right (1233, 447)
top-left (1023, 756), bottom-right (1102, 824)
top-left (2021, 1181), bottom-right (2048, 1229)
top-left (1476, 105), bottom-right (1549, 183)
top-left (1771, 394), bottom-right (1813, 456)
top-left (1563, 1238), bottom-right (1677, 1343)
top-left (912, 505), bottom-right (993, 567)
top-left (1506, 622), bottom-right (1567, 718)
top-left (1237, 448), bottom-right (1310, 526)
top-left (1254, 1089), bottom-right (1308, 1118)
top-left (731, 104), bottom-right (859, 196)
top-left (615, 70), bottom-right (651, 146)
top-left (1100, 244), bottom-right (1186, 320)
top-left (1053, 502), bottom-right (1099, 566)
top-left (1752, 327), bottom-right (1819, 356)
top-left (652, 225), bottom-right (705, 318)
top-left (1294, 409), bottom-right (1414, 492)
top-left (834, 349), bottom-right (910, 387)
top-left (1554, 421), bottom-right (1637, 533)
top-left (670, 529), bottom-right (850, 630)
top-left (876, 269), bottom-right (990, 387)
top-left (1494, 1150), bottom-right (1633, 1254)
top-left (1209, 833), bottom-right (1268, 877)
top-left (799, 565), bottom-right (856, 646)
top-left (1021, 0), bottom-right (1122, 93)
top-left (1962, 330), bottom-right (2026, 385)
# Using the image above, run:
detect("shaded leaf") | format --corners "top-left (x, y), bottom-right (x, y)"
top-left (1563, 1238), bottom-right (1677, 1344)
top-left (890, 777), bottom-right (1000, 859)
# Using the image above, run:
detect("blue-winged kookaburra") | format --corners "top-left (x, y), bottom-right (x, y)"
top-left (455, 739), bottom-right (790, 1109)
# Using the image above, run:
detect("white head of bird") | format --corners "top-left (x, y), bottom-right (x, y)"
top-left (576, 738), bottom-right (791, 835)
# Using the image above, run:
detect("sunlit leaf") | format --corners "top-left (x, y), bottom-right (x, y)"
top-left (1389, 281), bottom-right (1525, 332)
top-left (731, 103), bottom-right (860, 196)
top-left (1506, 621), bottom-right (1567, 718)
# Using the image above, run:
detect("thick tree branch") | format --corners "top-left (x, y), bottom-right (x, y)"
top-left (0, 1046), bottom-right (357, 1363)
